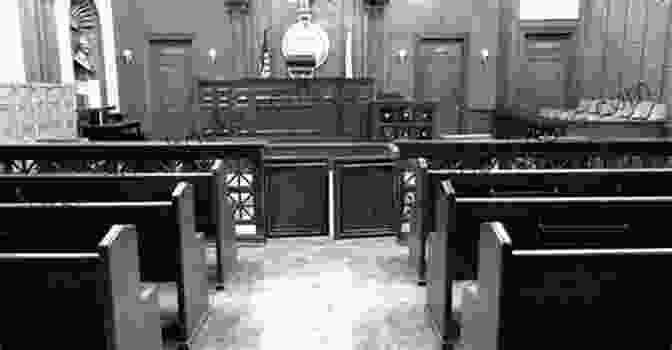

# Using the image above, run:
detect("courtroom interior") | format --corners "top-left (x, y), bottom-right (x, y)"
top-left (2, 0), bottom-right (672, 349)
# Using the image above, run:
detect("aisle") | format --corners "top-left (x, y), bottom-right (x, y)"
top-left (193, 237), bottom-right (439, 350)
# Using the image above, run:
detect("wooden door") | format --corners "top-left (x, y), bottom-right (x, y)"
top-left (415, 38), bottom-right (466, 135)
top-left (149, 39), bottom-right (193, 116)
top-left (523, 33), bottom-right (572, 110)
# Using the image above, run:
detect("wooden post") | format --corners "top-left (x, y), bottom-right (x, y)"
top-left (227, 2), bottom-right (250, 79)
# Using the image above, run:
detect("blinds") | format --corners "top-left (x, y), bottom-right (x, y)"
top-left (19, 0), bottom-right (61, 83)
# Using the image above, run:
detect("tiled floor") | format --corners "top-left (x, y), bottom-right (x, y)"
top-left (188, 236), bottom-right (442, 350)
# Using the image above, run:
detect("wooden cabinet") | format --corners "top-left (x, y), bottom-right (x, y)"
top-left (369, 100), bottom-right (436, 141)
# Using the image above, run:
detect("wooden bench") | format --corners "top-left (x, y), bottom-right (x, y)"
top-left (0, 140), bottom-right (268, 240)
top-left (0, 182), bottom-right (209, 347)
top-left (410, 168), bottom-right (672, 285)
top-left (427, 190), bottom-right (672, 349)
top-left (0, 159), bottom-right (235, 290)
top-left (463, 221), bottom-right (672, 350)
top-left (0, 225), bottom-right (163, 349)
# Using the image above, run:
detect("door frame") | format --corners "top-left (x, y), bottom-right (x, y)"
top-left (414, 32), bottom-right (470, 133)
top-left (146, 32), bottom-right (196, 114)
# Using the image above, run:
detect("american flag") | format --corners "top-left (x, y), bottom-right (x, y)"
top-left (259, 28), bottom-right (272, 78)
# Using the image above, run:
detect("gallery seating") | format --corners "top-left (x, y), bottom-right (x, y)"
top-left (461, 221), bottom-right (672, 350)
top-left (0, 182), bottom-right (210, 348)
top-left (427, 182), bottom-right (672, 349)
top-left (0, 161), bottom-right (235, 290)
top-left (0, 225), bottom-right (164, 349)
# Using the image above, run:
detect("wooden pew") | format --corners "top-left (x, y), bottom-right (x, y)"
top-left (0, 159), bottom-right (235, 290)
top-left (427, 190), bottom-right (672, 349)
top-left (0, 225), bottom-right (163, 349)
top-left (463, 221), bottom-right (672, 350)
top-left (411, 168), bottom-right (672, 285)
top-left (0, 140), bottom-right (268, 240)
top-left (0, 182), bottom-right (209, 347)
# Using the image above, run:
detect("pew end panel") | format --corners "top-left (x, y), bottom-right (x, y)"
top-left (426, 179), bottom-right (460, 347)
top-left (408, 158), bottom-right (430, 285)
top-left (172, 182), bottom-right (211, 345)
top-left (101, 224), bottom-right (164, 350)
top-left (211, 159), bottom-right (237, 290)
top-left (469, 217), bottom-right (672, 350)
top-left (0, 224), bottom-right (163, 350)
top-left (460, 222), bottom-right (511, 350)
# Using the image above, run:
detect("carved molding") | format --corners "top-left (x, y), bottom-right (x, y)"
top-left (363, 0), bottom-right (390, 11)
top-left (71, 0), bottom-right (100, 78)
top-left (225, 0), bottom-right (250, 14)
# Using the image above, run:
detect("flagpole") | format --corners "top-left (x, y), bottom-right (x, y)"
top-left (345, 30), bottom-right (353, 79)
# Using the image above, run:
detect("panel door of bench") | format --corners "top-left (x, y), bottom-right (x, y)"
top-left (265, 162), bottom-right (329, 236)
top-left (335, 162), bottom-right (400, 238)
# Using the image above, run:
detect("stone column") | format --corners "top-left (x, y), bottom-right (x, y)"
top-left (364, 3), bottom-right (388, 95)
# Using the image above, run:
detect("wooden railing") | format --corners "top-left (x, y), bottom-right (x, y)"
top-left (0, 140), bottom-right (267, 241)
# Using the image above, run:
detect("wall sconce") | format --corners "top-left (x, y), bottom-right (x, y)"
top-left (656, 0), bottom-right (671, 6)
top-left (208, 48), bottom-right (217, 65)
top-left (395, 49), bottom-right (409, 64)
top-left (121, 49), bottom-right (134, 65)
top-left (480, 48), bottom-right (489, 68)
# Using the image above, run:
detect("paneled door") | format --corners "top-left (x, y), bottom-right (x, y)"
top-left (415, 37), bottom-right (466, 135)
top-left (149, 36), bottom-right (193, 136)
top-left (523, 33), bottom-right (573, 110)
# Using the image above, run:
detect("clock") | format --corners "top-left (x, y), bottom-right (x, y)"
top-left (282, 21), bottom-right (330, 69)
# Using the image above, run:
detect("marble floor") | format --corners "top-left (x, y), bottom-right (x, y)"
top-left (184, 236), bottom-right (445, 350)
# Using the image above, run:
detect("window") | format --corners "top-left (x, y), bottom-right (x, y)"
top-left (520, 0), bottom-right (580, 20)
top-left (19, 0), bottom-right (61, 83)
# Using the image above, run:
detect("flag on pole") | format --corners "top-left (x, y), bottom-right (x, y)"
top-left (259, 28), bottom-right (272, 78)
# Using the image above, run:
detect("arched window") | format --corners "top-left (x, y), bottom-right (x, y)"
top-left (520, 0), bottom-right (580, 20)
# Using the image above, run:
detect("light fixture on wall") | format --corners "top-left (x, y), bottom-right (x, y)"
top-left (480, 48), bottom-right (489, 69)
top-left (208, 48), bottom-right (217, 65)
top-left (395, 49), bottom-right (409, 64)
top-left (121, 49), bottom-right (134, 65)
top-left (656, 0), bottom-right (671, 6)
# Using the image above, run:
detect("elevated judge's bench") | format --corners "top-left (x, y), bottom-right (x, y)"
top-left (195, 78), bottom-right (375, 141)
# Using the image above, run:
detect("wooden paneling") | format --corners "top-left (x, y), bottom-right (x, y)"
top-left (110, 0), bottom-right (150, 128)
top-left (623, 0), bottom-right (646, 89)
top-left (576, 0), bottom-right (672, 105)
top-left (511, 20), bottom-right (577, 110)
top-left (643, 0), bottom-right (669, 96)
top-left (604, 0), bottom-right (624, 96)
top-left (578, 0), bottom-right (607, 98)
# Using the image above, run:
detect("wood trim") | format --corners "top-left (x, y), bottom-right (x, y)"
top-left (146, 33), bottom-right (197, 42)
top-left (519, 19), bottom-right (579, 33)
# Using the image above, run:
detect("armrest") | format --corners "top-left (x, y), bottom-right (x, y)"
top-left (138, 283), bottom-right (164, 350)
top-left (196, 231), bottom-right (205, 241)
top-left (139, 283), bottom-right (159, 304)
